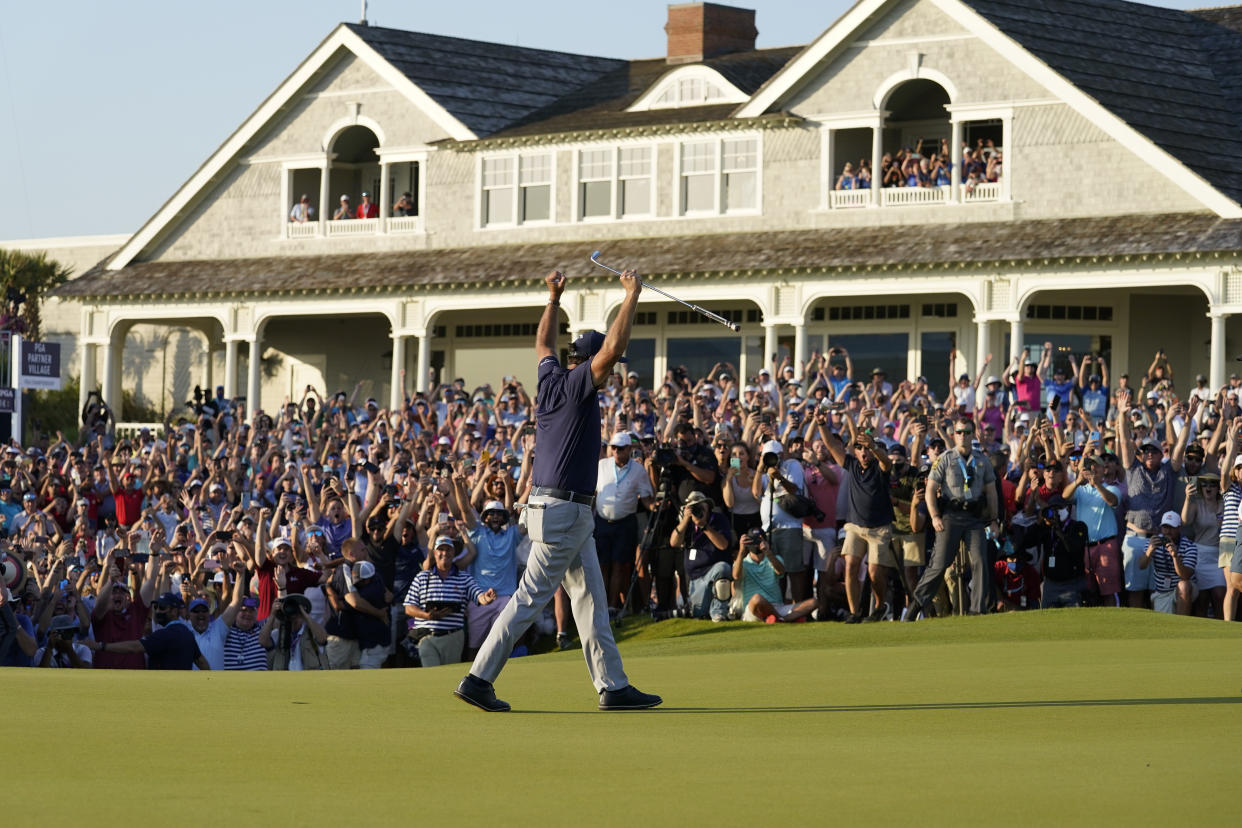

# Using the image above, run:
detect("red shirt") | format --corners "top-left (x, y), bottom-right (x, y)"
top-left (256, 560), bottom-right (322, 620)
top-left (92, 599), bottom-right (150, 669)
top-left (992, 561), bottom-right (1042, 609)
top-left (356, 201), bottom-right (378, 218)
top-left (113, 487), bottom-right (145, 527)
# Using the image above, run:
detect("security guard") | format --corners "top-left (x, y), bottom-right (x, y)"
top-left (907, 420), bottom-right (998, 618)
top-left (455, 269), bottom-right (662, 712)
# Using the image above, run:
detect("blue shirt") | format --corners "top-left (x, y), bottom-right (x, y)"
top-left (1072, 483), bottom-right (1121, 542)
top-left (1080, 386), bottom-right (1108, 420)
top-left (141, 620), bottom-right (202, 670)
top-left (1, 612), bottom-right (34, 666)
top-left (532, 355), bottom-right (600, 495)
top-left (467, 523), bottom-right (519, 594)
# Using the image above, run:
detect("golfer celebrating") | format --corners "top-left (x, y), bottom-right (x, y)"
top-left (455, 267), bottom-right (662, 712)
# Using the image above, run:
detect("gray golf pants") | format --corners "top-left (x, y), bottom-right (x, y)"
top-left (470, 494), bottom-right (628, 692)
top-left (912, 512), bottom-right (991, 615)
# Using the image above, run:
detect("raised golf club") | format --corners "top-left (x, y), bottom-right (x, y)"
top-left (590, 250), bottom-right (742, 332)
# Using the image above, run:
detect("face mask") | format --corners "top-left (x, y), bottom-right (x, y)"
top-left (1006, 561), bottom-right (1019, 573)
top-left (1057, 509), bottom-right (1069, 523)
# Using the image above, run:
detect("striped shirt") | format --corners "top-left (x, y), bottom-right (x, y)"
top-left (1150, 535), bottom-right (1196, 593)
top-left (223, 625), bottom-right (268, 670)
top-left (404, 567), bottom-right (485, 632)
top-left (1223, 483), bottom-right (1242, 541)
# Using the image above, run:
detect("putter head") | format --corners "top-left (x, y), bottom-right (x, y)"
top-left (729, 322), bottom-right (742, 332)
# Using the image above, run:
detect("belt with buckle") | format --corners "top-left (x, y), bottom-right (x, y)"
top-left (1089, 535), bottom-right (1117, 545)
top-left (532, 486), bottom-right (595, 506)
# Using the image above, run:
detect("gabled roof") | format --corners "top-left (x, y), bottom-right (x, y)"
top-left (342, 23), bottom-right (626, 137)
top-left (57, 212), bottom-right (1242, 301)
top-left (479, 46), bottom-right (801, 140)
top-left (960, 0), bottom-right (1242, 207)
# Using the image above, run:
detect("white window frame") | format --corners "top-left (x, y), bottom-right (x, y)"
top-left (628, 65), bottom-right (749, 111)
top-left (571, 142), bottom-right (658, 223)
top-left (476, 150), bottom-right (557, 229)
top-left (673, 133), bottom-right (763, 218)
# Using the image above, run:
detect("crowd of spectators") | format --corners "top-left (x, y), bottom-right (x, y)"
top-left (2, 337), bottom-right (1239, 672)
top-left (289, 191), bottom-right (414, 223)
top-left (835, 137), bottom-right (1003, 192)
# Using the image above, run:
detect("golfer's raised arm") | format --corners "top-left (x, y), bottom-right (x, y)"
top-left (592, 269), bottom-right (642, 386)
top-left (537, 271), bottom-right (566, 361)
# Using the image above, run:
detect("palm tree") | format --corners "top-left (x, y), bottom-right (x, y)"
top-left (0, 248), bottom-right (72, 341)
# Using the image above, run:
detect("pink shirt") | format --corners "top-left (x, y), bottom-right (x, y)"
top-left (1014, 375), bottom-right (1041, 411)
top-left (802, 464), bottom-right (840, 529)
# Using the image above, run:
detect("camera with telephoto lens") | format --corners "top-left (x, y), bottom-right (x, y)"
top-left (689, 502), bottom-right (708, 522)
top-left (273, 595), bottom-right (310, 621)
top-left (653, 443), bottom-right (679, 467)
top-left (762, 451), bottom-right (780, 469)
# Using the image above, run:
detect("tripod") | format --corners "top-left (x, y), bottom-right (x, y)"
top-left (619, 469), bottom-right (674, 619)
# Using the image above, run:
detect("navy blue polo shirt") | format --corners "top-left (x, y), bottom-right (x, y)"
top-left (142, 621), bottom-right (202, 670)
top-left (532, 354), bottom-right (600, 496)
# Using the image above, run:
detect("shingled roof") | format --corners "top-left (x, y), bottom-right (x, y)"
top-left (960, 0), bottom-right (1242, 204)
top-left (55, 212), bottom-right (1242, 301)
top-left (343, 23), bottom-right (626, 137)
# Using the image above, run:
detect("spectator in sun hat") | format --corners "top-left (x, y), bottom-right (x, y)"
top-left (34, 613), bottom-right (92, 668)
top-left (455, 482), bottom-right (521, 655)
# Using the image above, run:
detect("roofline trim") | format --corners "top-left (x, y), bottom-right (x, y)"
top-left (439, 114), bottom-right (803, 152)
top-left (106, 24), bottom-right (476, 272)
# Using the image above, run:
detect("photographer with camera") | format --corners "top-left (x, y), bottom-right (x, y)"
top-left (1139, 511), bottom-right (1198, 615)
top-left (407, 535), bottom-right (496, 667)
top-left (733, 528), bottom-right (817, 622)
top-left (751, 438), bottom-right (813, 604)
top-left (260, 593), bottom-right (329, 670)
top-left (669, 491), bottom-right (732, 621)
top-left (34, 614), bottom-right (92, 668)
top-left (1025, 495), bottom-right (1089, 608)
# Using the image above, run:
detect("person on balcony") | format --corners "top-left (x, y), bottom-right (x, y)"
top-left (930, 154), bottom-right (951, 187)
top-left (289, 194), bottom-right (314, 223)
top-left (333, 195), bottom-right (353, 220)
top-left (393, 191), bottom-right (415, 216)
top-left (357, 191), bottom-right (378, 219)
top-left (856, 160), bottom-right (872, 189)
top-left (834, 162), bottom-right (856, 191)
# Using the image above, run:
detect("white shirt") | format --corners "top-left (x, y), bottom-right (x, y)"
top-left (758, 458), bottom-right (807, 530)
top-left (594, 458), bottom-right (654, 521)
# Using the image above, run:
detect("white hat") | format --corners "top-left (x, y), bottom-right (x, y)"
top-left (353, 560), bottom-right (376, 580)
top-left (1160, 511), bottom-right (1181, 528)
top-left (627, 371), bottom-right (639, 378)
top-left (609, 432), bottom-right (632, 447)
top-left (340, 194), bottom-right (349, 201)
top-left (437, 436), bottom-right (451, 445)
top-left (267, 536), bottom-right (293, 551)
top-left (761, 439), bottom-right (783, 456)
top-left (758, 368), bottom-right (770, 376)
top-left (481, 500), bottom-right (506, 514)
top-left (985, 375), bottom-right (1001, 386)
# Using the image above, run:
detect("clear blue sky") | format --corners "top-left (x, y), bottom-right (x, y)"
top-left (0, 0), bottom-right (1207, 240)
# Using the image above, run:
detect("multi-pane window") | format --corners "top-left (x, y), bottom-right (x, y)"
top-left (680, 141), bottom-right (717, 214)
top-left (579, 149), bottom-right (612, 219)
top-left (618, 147), bottom-right (652, 217)
top-left (481, 153), bottom-right (553, 226)
top-left (723, 138), bottom-right (758, 212)
top-left (679, 137), bottom-right (760, 215)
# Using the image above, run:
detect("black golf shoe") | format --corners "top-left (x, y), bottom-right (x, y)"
top-left (454, 674), bottom-right (511, 712)
top-left (598, 685), bottom-right (663, 711)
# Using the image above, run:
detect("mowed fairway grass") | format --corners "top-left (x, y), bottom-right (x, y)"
top-left (10, 609), bottom-right (1241, 826)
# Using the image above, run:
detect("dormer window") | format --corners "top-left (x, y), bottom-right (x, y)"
top-left (628, 66), bottom-right (748, 111)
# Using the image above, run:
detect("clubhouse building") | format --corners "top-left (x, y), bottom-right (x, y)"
top-left (32, 0), bottom-right (1242, 417)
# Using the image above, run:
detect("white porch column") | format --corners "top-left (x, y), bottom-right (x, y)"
top-left (793, 322), bottom-right (808, 380)
top-left (653, 326), bottom-right (668, 386)
top-left (951, 118), bottom-right (964, 203)
top-left (870, 120), bottom-right (883, 207)
top-left (318, 161), bottom-right (330, 233)
top-left (823, 128), bottom-right (834, 209)
top-left (763, 322), bottom-right (779, 374)
top-left (1000, 116), bottom-right (1012, 201)
top-left (1009, 317), bottom-right (1025, 363)
top-left (379, 162), bottom-right (391, 230)
top-left (79, 342), bottom-right (98, 417)
top-left (975, 318), bottom-right (991, 376)
top-left (390, 332), bottom-right (406, 410)
top-left (200, 343), bottom-right (213, 391)
top-left (245, 337), bottom-right (261, 416)
top-left (1210, 311), bottom-right (1229, 390)
top-left (101, 340), bottom-right (120, 416)
top-left (416, 330), bottom-right (432, 394)
top-left (280, 168), bottom-right (290, 239)
top-left (223, 339), bottom-right (239, 399)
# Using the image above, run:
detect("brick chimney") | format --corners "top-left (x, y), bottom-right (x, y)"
top-left (665, 2), bottom-right (758, 65)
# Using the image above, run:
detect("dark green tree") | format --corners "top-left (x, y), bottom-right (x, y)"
top-left (0, 248), bottom-right (73, 340)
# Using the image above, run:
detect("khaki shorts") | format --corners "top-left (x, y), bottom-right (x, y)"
top-left (1219, 537), bottom-right (1235, 570)
top-left (325, 635), bottom-right (360, 670)
top-left (842, 522), bottom-right (896, 568)
top-left (892, 533), bottom-right (926, 567)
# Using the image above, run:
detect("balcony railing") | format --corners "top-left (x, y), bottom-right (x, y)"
top-left (386, 216), bottom-right (423, 233)
top-left (285, 216), bottom-right (423, 239)
top-left (287, 222), bottom-right (318, 238)
top-left (964, 181), bottom-right (1001, 202)
top-left (883, 185), bottom-right (951, 207)
top-left (326, 218), bottom-right (380, 237)
top-left (830, 189), bottom-right (870, 209)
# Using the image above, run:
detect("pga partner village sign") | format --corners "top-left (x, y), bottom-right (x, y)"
top-left (45, 0), bottom-right (1242, 414)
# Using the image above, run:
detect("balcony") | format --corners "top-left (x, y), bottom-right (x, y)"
top-left (828, 182), bottom-right (1003, 210)
top-left (283, 216), bottom-right (424, 239)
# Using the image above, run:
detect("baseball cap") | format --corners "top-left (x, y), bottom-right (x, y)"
top-left (436, 436), bottom-right (452, 446)
top-left (985, 375), bottom-right (1001, 386)
top-left (434, 536), bottom-right (456, 549)
top-left (340, 194), bottom-right (349, 201)
top-left (188, 598), bottom-right (210, 612)
top-left (352, 560), bottom-right (376, 580)
top-left (683, 491), bottom-right (713, 507)
top-left (1160, 511), bottom-right (1181, 528)
top-left (609, 432), bottom-right (632, 447)
top-left (240, 596), bottom-right (259, 610)
top-left (568, 331), bottom-right (625, 362)
top-left (761, 439), bottom-right (783, 456)
top-left (627, 370), bottom-right (639, 378)
top-left (481, 500), bottom-right (506, 515)
top-left (154, 592), bottom-right (185, 609)
top-left (267, 536), bottom-right (294, 551)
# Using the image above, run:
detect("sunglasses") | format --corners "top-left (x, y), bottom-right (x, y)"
top-left (954, 429), bottom-right (974, 435)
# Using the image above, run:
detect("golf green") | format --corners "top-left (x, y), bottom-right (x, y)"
top-left (10, 610), bottom-right (1240, 826)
